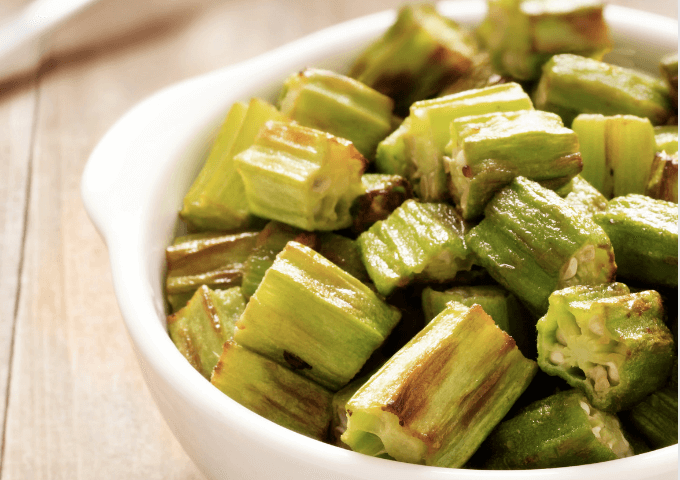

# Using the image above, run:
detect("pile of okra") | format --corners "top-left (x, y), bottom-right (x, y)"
top-left (164, 0), bottom-right (679, 470)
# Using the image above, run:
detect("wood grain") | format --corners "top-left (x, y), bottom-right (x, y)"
top-left (0, 1), bottom-right (675, 479)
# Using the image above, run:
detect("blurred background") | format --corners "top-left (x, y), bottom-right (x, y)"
top-left (0, 1), bottom-right (676, 479)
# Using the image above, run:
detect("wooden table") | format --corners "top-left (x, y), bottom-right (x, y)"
top-left (0, 1), bottom-right (675, 478)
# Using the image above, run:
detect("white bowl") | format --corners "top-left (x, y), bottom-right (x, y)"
top-left (81, 2), bottom-right (678, 479)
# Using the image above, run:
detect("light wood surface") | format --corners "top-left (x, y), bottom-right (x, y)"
top-left (0, 1), bottom-right (675, 479)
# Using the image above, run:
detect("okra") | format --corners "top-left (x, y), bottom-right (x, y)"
top-left (330, 374), bottom-right (372, 449)
top-left (467, 177), bottom-right (616, 315)
top-left (534, 54), bottom-right (673, 126)
top-left (421, 285), bottom-right (533, 357)
top-left (180, 99), bottom-right (286, 231)
top-left (348, 4), bottom-right (477, 113)
top-left (278, 68), bottom-right (394, 159)
top-left (341, 301), bottom-right (537, 467)
top-left (167, 286), bottom-right (245, 378)
top-left (478, 0), bottom-right (610, 81)
top-left (655, 125), bottom-right (678, 154)
top-left (571, 114), bottom-right (656, 197)
top-left (476, 389), bottom-right (633, 469)
top-left (623, 358), bottom-right (678, 449)
top-left (234, 241), bottom-right (401, 391)
top-left (645, 151), bottom-right (678, 203)
top-left (374, 118), bottom-right (412, 178)
top-left (351, 173), bottom-right (413, 233)
top-left (660, 53), bottom-right (678, 104)
top-left (556, 175), bottom-right (608, 216)
top-left (357, 199), bottom-right (473, 297)
top-left (537, 285), bottom-right (675, 412)
top-left (234, 121), bottom-right (367, 231)
top-left (211, 341), bottom-right (333, 441)
top-left (446, 110), bottom-right (582, 219)
top-left (316, 233), bottom-right (371, 285)
top-left (594, 194), bottom-right (678, 287)
top-left (438, 52), bottom-right (507, 97)
top-left (165, 230), bottom-right (258, 312)
top-left (241, 222), bottom-right (317, 299)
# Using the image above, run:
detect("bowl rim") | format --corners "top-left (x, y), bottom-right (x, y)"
top-left (81, 1), bottom-right (679, 478)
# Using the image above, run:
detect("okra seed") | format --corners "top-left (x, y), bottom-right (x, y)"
top-left (592, 425), bottom-right (602, 438)
top-left (556, 329), bottom-right (568, 346)
top-left (550, 351), bottom-right (565, 364)
top-left (590, 365), bottom-right (610, 392)
top-left (588, 315), bottom-right (605, 336)
top-left (562, 257), bottom-right (578, 280)
top-left (580, 244), bottom-right (596, 262)
top-left (605, 361), bottom-right (620, 385)
top-left (579, 401), bottom-right (590, 415)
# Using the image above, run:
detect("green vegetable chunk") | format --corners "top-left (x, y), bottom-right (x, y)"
top-left (341, 301), bottom-right (537, 467)
top-left (478, 0), bottom-right (610, 81)
top-left (660, 53), bottom-right (678, 104)
top-left (421, 285), bottom-right (533, 357)
top-left (351, 173), bottom-right (413, 233)
top-left (234, 121), bottom-right (367, 231)
top-left (446, 110), bottom-right (582, 219)
top-left (655, 125), bottom-right (678, 154)
top-left (537, 284), bottom-right (675, 412)
top-left (234, 241), bottom-right (401, 391)
top-left (167, 286), bottom-right (245, 378)
top-left (316, 233), bottom-right (371, 284)
top-left (623, 358), bottom-right (678, 449)
top-left (467, 177), bottom-right (616, 315)
top-left (278, 68), bottom-right (394, 158)
top-left (476, 389), bottom-right (633, 469)
top-left (180, 99), bottom-right (286, 231)
top-left (165, 230), bottom-right (258, 311)
top-left (375, 118), bottom-right (412, 177)
top-left (211, 341), bottom-right (333, 441)
top-left (645, 151), bottom-right (679, 203)
top-left (556, 175), bottom-right (608, 215)
top-left (330, 374), bottom-right (372, 449)
top-left (534, 54), bottom-right (673, 126)
top-left (594, 194), bottom-right (678, 287)
top-left (357, 199), bottom-right (473, 297)
top-left (572, 114), bottom-right (656, 197)
top-left (349, 4), bottom-right (477, 113)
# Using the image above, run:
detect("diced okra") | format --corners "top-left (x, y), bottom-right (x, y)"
top-left (351, 173), bottom-right (413, 233)
top-left (571, 114), bottom-right (656, 197)
top-left (660, 53), bottom-right (678, 105)
top-left (234, 121), bottom-right (367, 231)
top-left (375, 118), bottom-right (412, 178)
top-left (446, 110), bottom-right (582, 220)
top-left (341, 301), bottom-right (537, 467)
top-left (330, 374), bottom-right (373, 449)
top-left (349, 4), bottom-right (477, 113)
top-left (421, 285), bottom-right (533, 357)
top-left (180, 99), bottom-right (286, 231)
top-left (211, 341), bottom-right (333, 441)
top-left (165, 230), bottom-right (258, 311)
top-left (167, 286), bottom-right (245, 378)
top-left (594, 194), bottom-right (678, 287)
top-left (556, 175), bottom-right (608, 215)
top-left (278, 68), bottom-right (394, 159)
top-left (534, 54), bottom-right (674, 126)
top-left (234, 241), bottom-right (401, 391)
top-left (475, 389), bottom-right (633, 469)
top-left (537, 285), bottom-right (675, 412)
top-left (478, 0), bottom-right (610, 81)
top-left (655, 125), bottom-right (678, 154)
top-left (357, 199), bottom-right (473, 297)
top-left (467, 177), bottom-right (616, 315)
top-left (316, 233), bottom-right (371, 285)
top-left (645, 151), bottom-right (678, 203)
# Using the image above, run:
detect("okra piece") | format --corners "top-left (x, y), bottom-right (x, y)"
top-left (660, 53), bottom-right (678, 105)
top-left (211, 341), bottom-right (333, 441)
top-left (330, 374), bottom-right (372, 449)
top-left (351, 173), bottom-right (413, 233)
top-left (374, 118), bottom-right (412, 177)
top-left (655, 125), bottom-right (678, 154)
top-left (234, 121), bottom-right (367, 231)
top-left (316, 233), bottom-right (371, 285)
top-left (556, 175), bottom-right (608, 215)
top-left (645, 151), bottom-right (678, 203)
top-left (234, 241), bottom-right (401, 391)
top-left (446, 110), bottom-right (582, 219)
top-left (534, 54), bottom-right (673, 126)
top-left (180, 99), bottom-right (286, 231)
top-left (357, 199), bottom-right (474, 297)
top-left (467, 177), bottom-right (616, 315)
top-left (623, 358), bottom-right (678, 449)
top-left (572, 114), bottom-right (656, 197)
top-left (278, 68), bottom-right (394, 159)
top-left (477, 0), bottom-right (610, 81)
top-left (476, 390), bottom-right (633, 469)
top-left (167, 286), bottom-right (245, 378)
top-left (438, 52), bottom-right (507, 97)
top-left (421, 285), bottom-right (533, 357)
top-left (165, 230), bottom-right (258, 312)
top-left (594, 194), bottom-right (678, 287)
top-left (537, 285), bottom-right (675, 412)
top-left (348, 4), bottom-right (477, 113)
top-left (341, 301), bottom-right (537, 467)
top-left (240, 222), bottom-right (317, 299)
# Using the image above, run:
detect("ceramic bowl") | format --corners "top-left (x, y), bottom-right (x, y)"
top-left (81, 2), bottom-right (678, 479)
